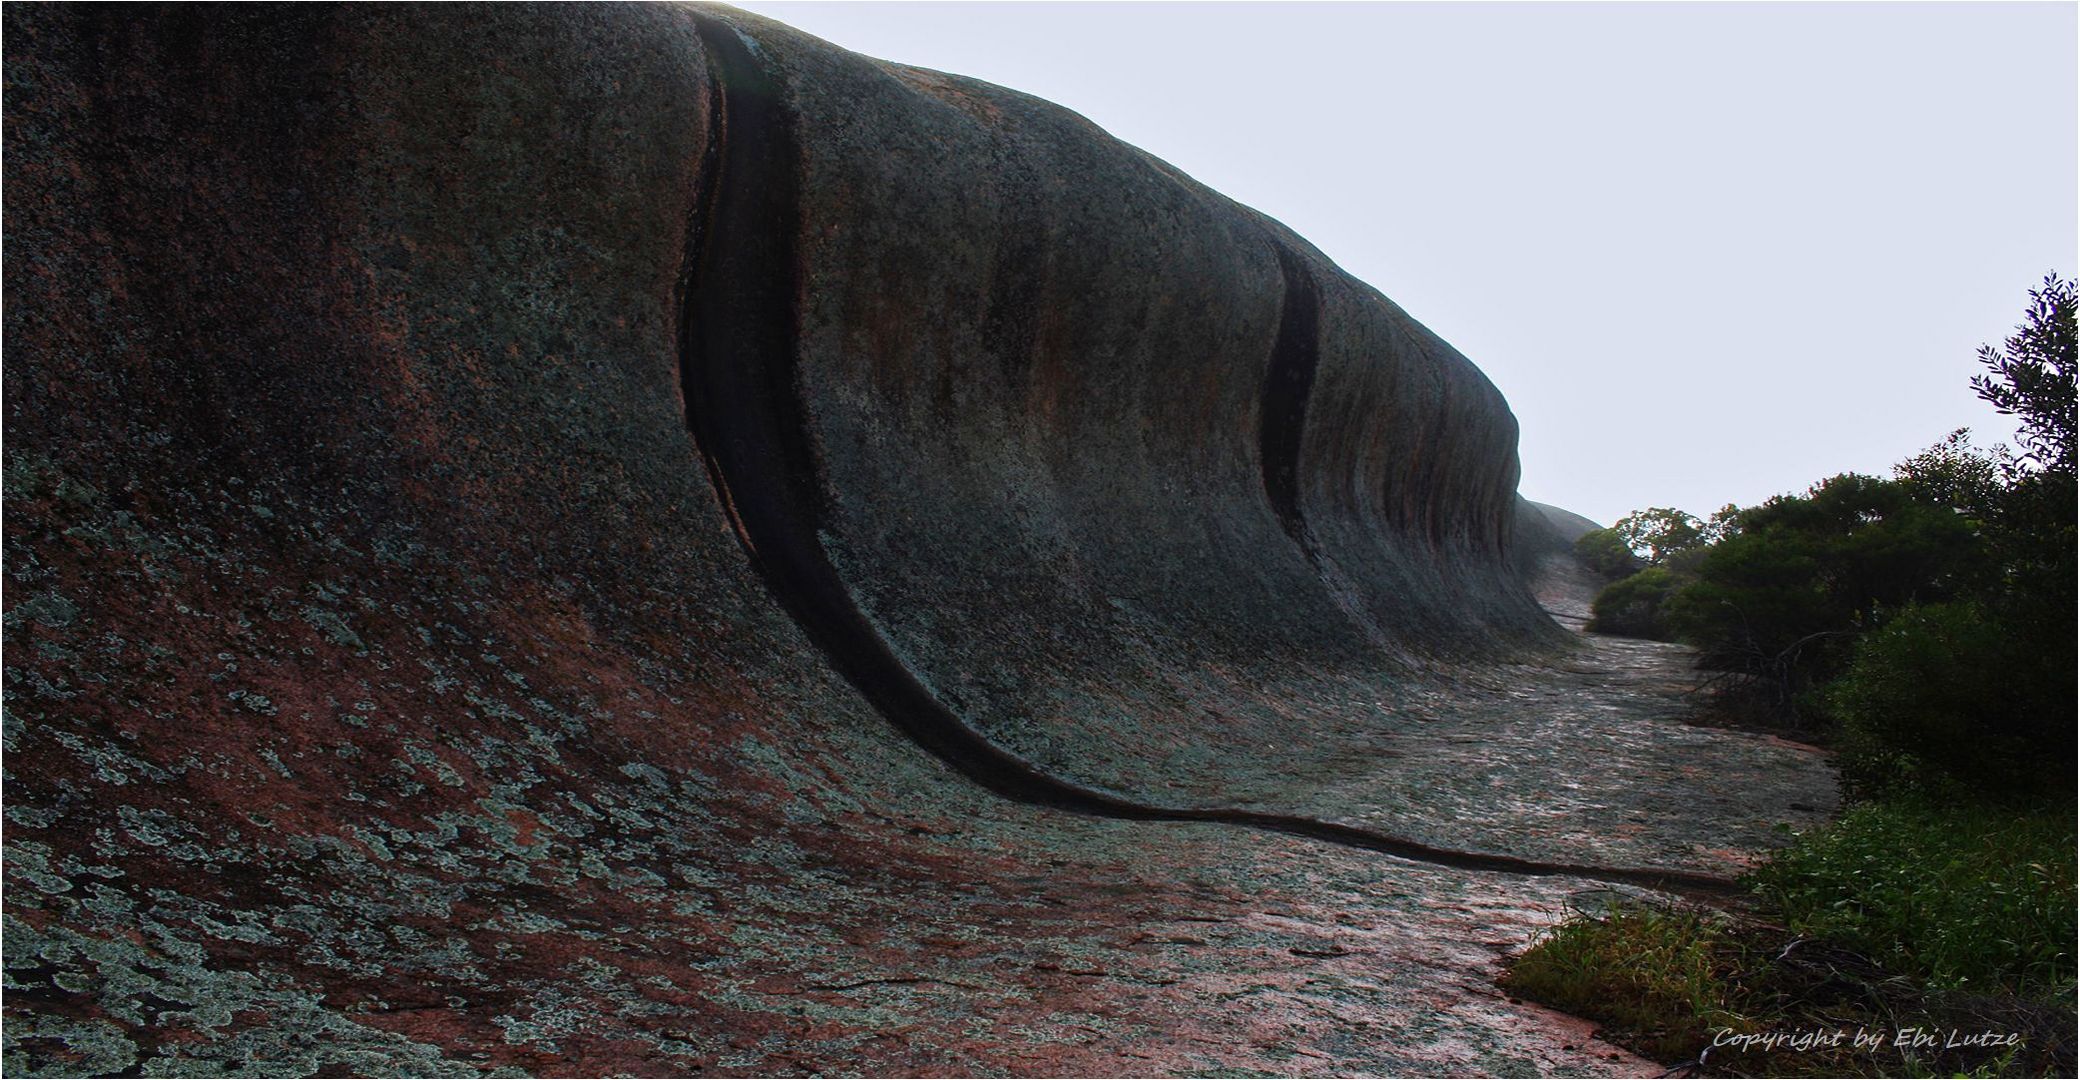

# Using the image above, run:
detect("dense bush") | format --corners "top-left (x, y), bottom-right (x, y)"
top-left (1830, 602), bottom-right (2074, 800)
top-left (1587, 568), bottom-right (1681, 641)
top-left (1818, 279), bottom-right (2074, 789)
top-left (1662, 473), bottom-right (1983, 723)
top-left (1573, 526), bottom-right (1643, 581)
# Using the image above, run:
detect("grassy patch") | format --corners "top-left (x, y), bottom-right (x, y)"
top-left (1500, 903), bottom-right (1757, 1063)
top-left (1502, 800), bottom-right (2077, 1076)
top-left (1749, 800), bottom-right (2075, 999)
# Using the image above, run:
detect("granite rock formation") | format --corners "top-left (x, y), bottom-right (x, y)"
top-left (3, 5), bottom-right (1833, 1075)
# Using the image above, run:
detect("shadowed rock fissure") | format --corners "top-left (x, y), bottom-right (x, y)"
top-left (1258, 243), bottom-right (1321, 551)
top-left (677, 15), bottom-right (1737, 899)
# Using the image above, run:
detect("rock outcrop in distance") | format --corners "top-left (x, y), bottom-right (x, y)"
top-left (2, 5), bottom-right (1712, 1075)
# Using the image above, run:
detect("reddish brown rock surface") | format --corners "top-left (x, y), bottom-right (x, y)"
top-left (3, 5), bottom-right (1833, 1075)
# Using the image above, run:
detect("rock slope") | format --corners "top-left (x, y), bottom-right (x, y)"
top-left (3, 5), bottom-right (1832, 1075)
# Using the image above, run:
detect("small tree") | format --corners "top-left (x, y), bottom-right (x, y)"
top-left (1699, 503), bottom-right (1743, 545)
top-left (1893, 428), bottom-right (2005, 520)
top-left (1965, 277), bottom-right (2077, 633)
top-left (1972, 272), bottom-right (2075, 477)
top-left (1612, 507), bottom-right (1706, 566)
top-left (1573, 526), bottom-right (1644, 581)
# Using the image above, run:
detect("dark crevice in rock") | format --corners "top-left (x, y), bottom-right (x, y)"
top-left (678, 12), bottom-right (1125, 814)
top-left (675, 12), bottom-right (1737, 900)
top-left (1258, 241), bottom-right (1322, 552)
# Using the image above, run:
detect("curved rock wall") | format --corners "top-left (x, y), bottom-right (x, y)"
top-left (0, 5), bottom-right (1633, 1075)
top-left (692, 8), bottom-right (1560, 798)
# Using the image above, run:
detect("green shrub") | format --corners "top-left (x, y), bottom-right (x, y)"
top-left (1574, 526), bottom-right (1644, 581)
top-left (1588, 567), bottom-right (1681, 640)
top-left (1665, 474), bottom-right (1984, 724)
top-left (1829, 601), bottom-right (2074, 801)
top-left (1747, 799), bottom-right (2077, 999)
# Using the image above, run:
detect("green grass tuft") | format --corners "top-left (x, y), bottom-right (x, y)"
top-left (1501, 903), bottom-right (1756, 1063)
top-left (1747, 800), bottom-right (2076, 1000)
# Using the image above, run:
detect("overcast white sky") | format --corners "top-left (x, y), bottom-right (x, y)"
top-left (736, 1), bottom-right (2077, 525)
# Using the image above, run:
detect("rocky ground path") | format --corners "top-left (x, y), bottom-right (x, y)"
top-left (743, 619), bottom-right (1842, 1078)
top-left (0, 566), bottom-right (1845, 1078)
top-left (985, 619), bottom-right (1841, 1076)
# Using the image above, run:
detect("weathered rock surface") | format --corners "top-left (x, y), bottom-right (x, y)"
top-left (1515, 501), bottom-right (1611, 630)
top-left (3, 5), bottom-right (1834, 1075)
